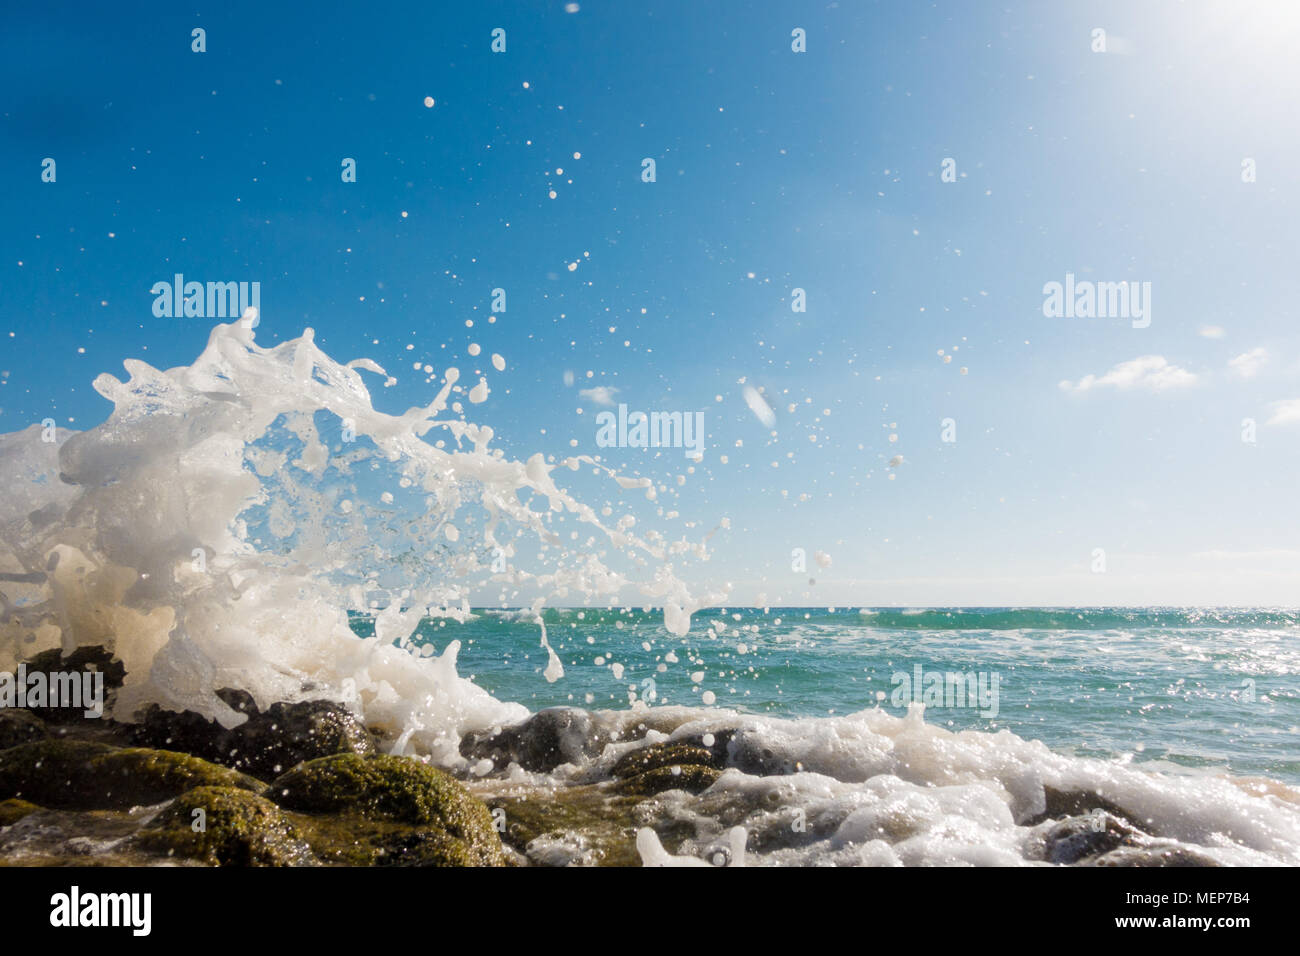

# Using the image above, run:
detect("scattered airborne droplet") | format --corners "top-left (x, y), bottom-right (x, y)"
top-left (423, 96), bottom-right (435, 108)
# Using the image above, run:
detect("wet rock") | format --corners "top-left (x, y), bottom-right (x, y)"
top-left (1024, 786), bottom-right (1143, 828)
top-left (226, 700), bottom-right (375, 780)
top-left (490, 783), bottom-right (645, 867)
top-left (0, 798), bottom-right (42, 827)
top-left (130, 704), bottom-right (224, 757)
top-left (137, 785), bottom-right (315, 866)
top-left (131, 697), bottom-right (375, 781)
top-left (724, 733), bottom-right (804, 776)
top-left (1087, 845), bottom-right (1222, 867)
top-left (614, 763), bottom-right (721, 797)
top-left (292, 813), bottom-right (503, 867)
top-left (0, 710), bottom-right (48, 750)
top-left (612, 742), bottom-right (720, 779)
top-left (460, 707), bottom-right (607, 773)
top-left (1033, 812), bottom-right (1146, 864)
top-left (19, 646), bottom-right (125, 724)
top-left (672, 729), bottom-right (737, 768)
top-left (271, 753), bottom-right (506, 866)
top-left (0, 739), bottom-right (264, 810)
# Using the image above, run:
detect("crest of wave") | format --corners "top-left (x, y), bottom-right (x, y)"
top-left (0, 321), bottom-right (719, 766)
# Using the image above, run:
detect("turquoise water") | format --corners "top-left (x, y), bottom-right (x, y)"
top-left (351, 607), bottom-right (1300, 784)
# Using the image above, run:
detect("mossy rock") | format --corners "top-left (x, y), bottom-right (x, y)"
top-left (289, 812), bottom-right (500, 867)
top-left (0, 798), bottom-right (42, 827)
top-left (491, 784), bottom-right (646, 866)
top-left (614, 763), bottom-right (721, 797)
top-left (137, 786), bottom-right (315, 866)
top-left (271, 753), bottom-right (506, 866)
top-left (611, 743), bottom-right (719, 779)
top-left (0, 710), bottom-right (48, 750)
top-left (0, 739), bottom-right (264, 810)
top-left (131, 696), bottom-right (376, 782)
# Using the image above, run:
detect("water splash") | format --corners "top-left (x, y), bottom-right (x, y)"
top-left (0, 321), bottom-right (724, 766)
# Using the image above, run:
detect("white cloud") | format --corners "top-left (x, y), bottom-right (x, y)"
top-left (1228, 346), bottom-right (1268, 379)
top-left (578, 386), bottom-right (619, 406)
top-left (1198, 325), bottom-right (1226, 339)
top-left (1058, 355), bottom-right (1198, 394)
top-left (1266, 398), bottom-right (1300, 426)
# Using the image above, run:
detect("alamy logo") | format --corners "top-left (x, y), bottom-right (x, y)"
top-left (891, 664), bottom-right (1000, 718)
top-left (1042, 272), bottom-right (1150, 328)
top-left (595, 404), bottom-right (705, 459)
top-left (0, 665), bottom-right (104, 718)
top-left (150, 274), bottom-right (260, 319)
top-left (50, 886), bottom-right (151, 936)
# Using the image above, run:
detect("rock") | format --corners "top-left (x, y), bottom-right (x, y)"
top-left (1024, 786), bottom-right (1143, 828)
top-left (460, 707), bottom-right (606, 773)
top-left (490, 783), bottom-right (646, 867)
top-left (614, 764), bottom-right (721, 797)
top-left (215, 688), bottom-right (259, 717)
top-left (0, 739), bottom-right (264, 810)
top-left (721, 730), bottom-right (804, 776)
top-left (130, 704), bottom-right (225, 757)
top-left (226, 700), bottom-right (375, 780)
top-left (672, 729), bottom-right (737, 767)
top-left (131, 697), bottom-right (375, 782)
top-left (1034, 812), bottom-right (1145, 864)
top-left (137, 785), bottom-right (315, 866)
top-left (0, 798), bottom-right (42, 827)
top-left (1087, 845), bottom-right (1222, 867)
top-left (292, 814), bottom-right (503, 867)
top-left (612, 743), bottom-right (720, 779)
top-left (0, 710), bottom-right (48, 750)
top-left (270, 753), bottom-right (506, 866)
top-left (20, 646), bottom-right (126, 724)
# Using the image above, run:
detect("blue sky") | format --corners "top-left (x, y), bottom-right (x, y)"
top-left (3, 0), bottom-right (1300, 605)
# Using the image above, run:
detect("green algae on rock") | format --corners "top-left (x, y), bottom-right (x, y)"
top-left (137, 785), bottom-right (315, 866)
top-left (611, 743), bottom-right (720, 779)
top-left (0, 797), bottom-right (42, 827)
top-left (288, 811), bottom-right (503, 867)
top-left (614, 763), bottom-right (721, 797)
top-left (271, 753), bottom-right (506, 865)
top-left (489, 784), bottom-right (646, 866)
top-left (0, 739), bottom-right (264, 810)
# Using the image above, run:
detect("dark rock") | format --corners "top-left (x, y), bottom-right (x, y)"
top-left (131, 697), bottom-right (374, 781)
top-left (0, 709), bottom-right (48, 750)
top-left (612, 742), bottom-right (720, 779)
top-left (137, 785), bottom-right (315, 866)
top-left (461, 707), bottom-right (607, 773)
top-left (673, 729), bottom-right (737, 768)
top-left (614, 763), bottom-right (721, 797)
top-left (1037, 812), bottom-right (1146, 864)
top-left (1087, 846), bottom-right (1222, 867)
top-left (1024, 786), bottom-right (1144, 828)
top-left (270, 753), bottom-right (506, 866)
top-left (0, 739), bottom-right (264, 810)
top-left (723, 732), bottom-right (803, 776)
top-left (131, 704), bottom-right (222, 756)
top-left (227, 700), bottom-right (375, 780)
top-left (214, 687), bottom-right (259, 717)
top-left (18, 646), bottom-right (125, 724)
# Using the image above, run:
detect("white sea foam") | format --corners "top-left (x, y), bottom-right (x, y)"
top-left (609, 704), bottom-right (1300, 866)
